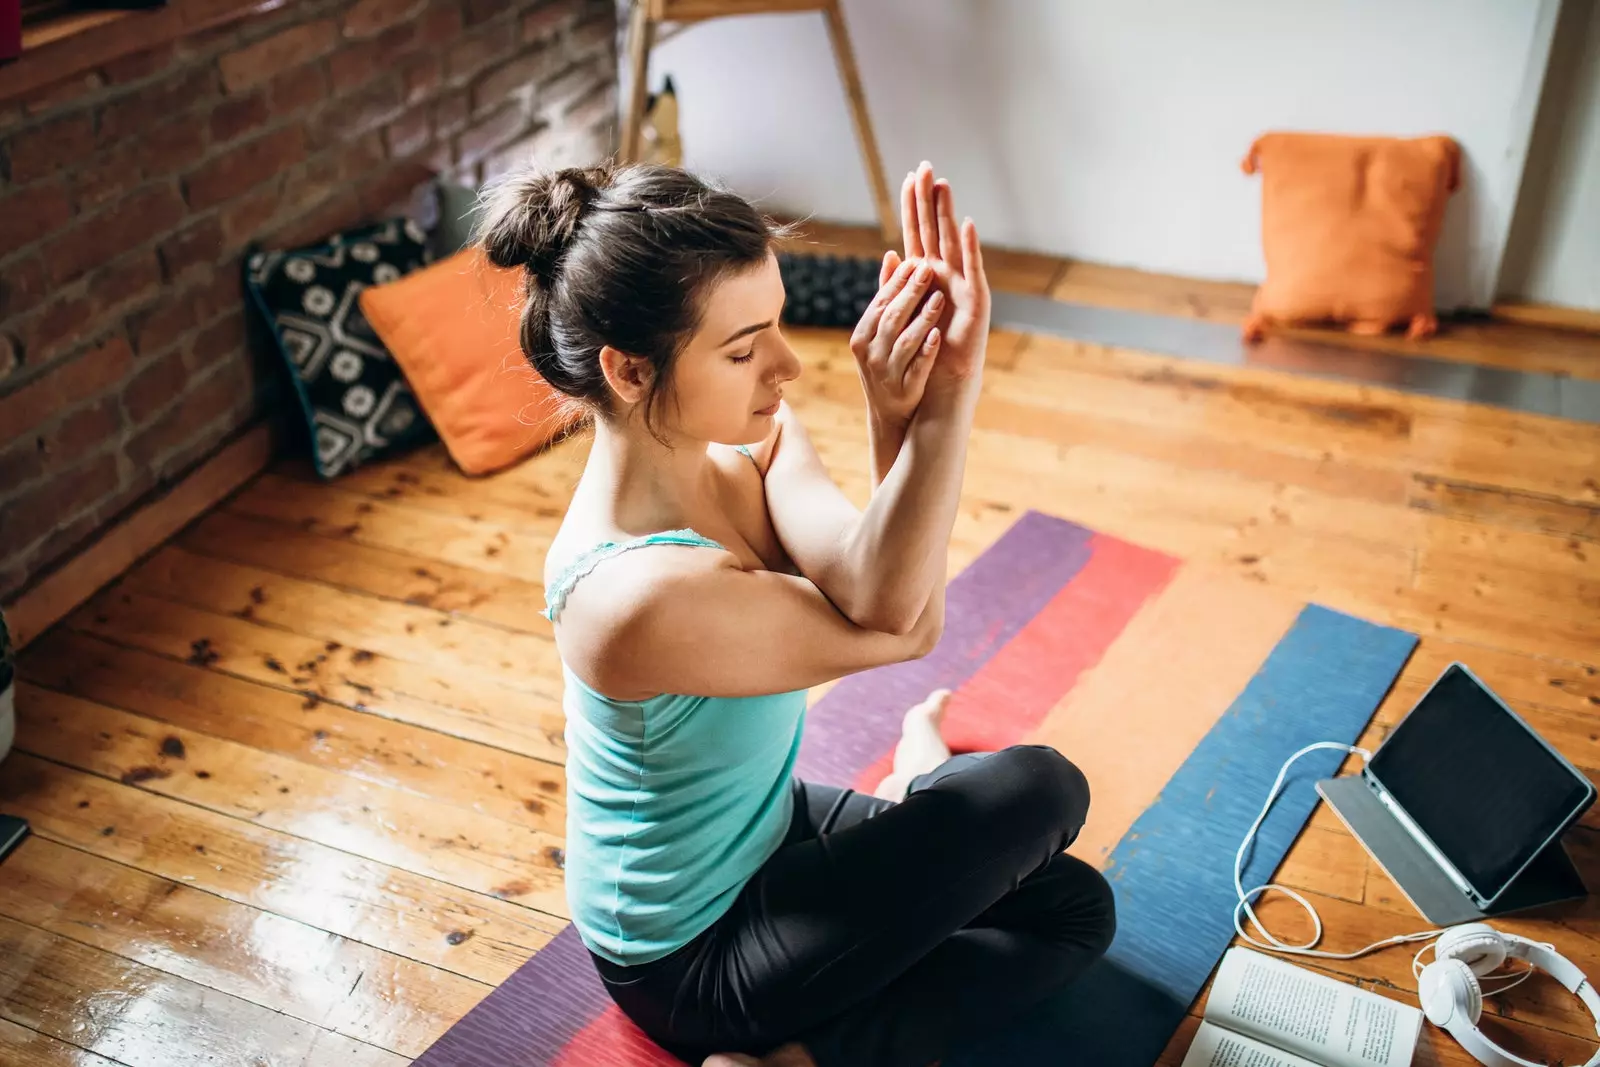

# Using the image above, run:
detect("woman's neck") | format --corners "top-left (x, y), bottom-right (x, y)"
top-left (586, 415), bottom-right (718, 533)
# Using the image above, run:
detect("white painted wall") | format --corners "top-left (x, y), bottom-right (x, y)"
top-left (1499, 0), bottom-right (1600, 312)
top-left (641, 0), bottom-right (1560, 310)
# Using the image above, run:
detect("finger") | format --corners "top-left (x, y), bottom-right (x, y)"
top-left (887, 289), bottom-right (943, 382)
top-left (903, 327), bottom-right (940, 394)
top-left (915, 164), bottom-right (939, 264)
top-left (852, 258), bottom-right (917, 353)
top-left (900, 171), bottom-right (923, 260)
top-left (875, 262), bottom-right (935, 345)
top-left (961, 216), bottom-right (990, 311)
top-left (934, 180), bottom-right (962, 272)
top-left (880, 249), bottom-right (901, 288)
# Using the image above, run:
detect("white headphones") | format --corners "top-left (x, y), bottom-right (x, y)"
top-left (1233, 743), bottom-right (1600, 1067)
top-left (1417, 923), bottom-right (1600, 1067)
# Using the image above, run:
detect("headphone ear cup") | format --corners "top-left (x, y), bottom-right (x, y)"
top-left (1436, 923), bottom-right (1508, 977)
top-left (1419, 959), bottom-right (1482, 1028)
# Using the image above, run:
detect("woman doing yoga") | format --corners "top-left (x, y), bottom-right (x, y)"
top-left (479, 159), bottom-right (1116, 1067)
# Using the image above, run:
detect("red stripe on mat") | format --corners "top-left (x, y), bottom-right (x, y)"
top-left (852, 534), bottom-right (1179, 794)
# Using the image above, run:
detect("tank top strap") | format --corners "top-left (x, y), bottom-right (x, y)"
top-left (733, 444), bottom-right (761, 472)
top-left (543, 528), bottom-right (727, 621)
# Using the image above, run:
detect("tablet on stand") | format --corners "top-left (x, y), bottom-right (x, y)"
top-left (1318, 663), bottom-right (1594, 926)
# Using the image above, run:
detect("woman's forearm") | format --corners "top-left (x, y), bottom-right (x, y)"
top-left (867, 413), bottom-right (909, 490)
top-left (842, 378), bottom-right (980, 634)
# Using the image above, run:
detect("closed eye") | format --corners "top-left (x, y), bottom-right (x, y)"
top-left (730, 349), bottom-right (756, 364)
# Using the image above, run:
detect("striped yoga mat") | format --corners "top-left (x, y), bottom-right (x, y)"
top-left (414, 512), bottom-right (1416, 1066)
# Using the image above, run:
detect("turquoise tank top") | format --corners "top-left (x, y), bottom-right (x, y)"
top-left (544, 446), bottom-right (808, 967)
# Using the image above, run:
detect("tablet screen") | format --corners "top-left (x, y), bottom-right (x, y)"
top-left (1368, 664), bottom-right (1594, 902)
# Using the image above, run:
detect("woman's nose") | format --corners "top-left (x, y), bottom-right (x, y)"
top-left (774, 340), bottom-right (802, 383)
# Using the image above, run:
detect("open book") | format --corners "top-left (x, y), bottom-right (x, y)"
top-left (1180, 948), bottom-right (1423, 1067)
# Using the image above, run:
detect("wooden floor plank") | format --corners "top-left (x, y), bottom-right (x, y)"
top-left (20, 630), bottom-right (566, 834)
top-left (0, 836), bottom-right (488, 1057)
top-left (0, 914), bottom-right (408, 1067)
top-left (115, 546), bottom-right (564, 696)
top-left (0, 1017), bottom-right (127, 1067)
top-left (179, 508), bottom-right (551, 633)
top-left (12, 685), bottom-right (569, 915)
top-left (0, 754), bottom-right (563, 983)
top-left (68, 585), bottom-right (565, 760)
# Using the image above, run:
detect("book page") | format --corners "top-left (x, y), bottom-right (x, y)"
top-left (1179, 1021), bottom-right (1328, 1067)
top-left (1205, 948), bottom-right (1421, 1067)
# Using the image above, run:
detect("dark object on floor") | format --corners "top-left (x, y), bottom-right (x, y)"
top-left (776, 252), bottom-right (882, 329)
top-left (243, 218), bottom-right (438, 479)
top-left (0, 814), bottom-right (27, 863)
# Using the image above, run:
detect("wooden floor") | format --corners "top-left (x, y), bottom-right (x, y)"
top-left (2, 226), bottom-right (1598, 1066)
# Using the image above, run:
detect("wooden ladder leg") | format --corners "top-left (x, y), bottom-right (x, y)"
top-left (619, 0), bottom-right (656, 163)
top-left (821, 0), bottom-right (897, 244)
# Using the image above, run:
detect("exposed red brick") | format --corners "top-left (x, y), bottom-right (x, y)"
top-left (159, 218), bottom-right (225, 282)
top-left (334, 132), bottom-right (387, 180)
top-left (126, 358), bottom-right (250, 474)
top-left (384, 107), bottom-right (433, 159)
top-left (266, 191), bottom-right (364, 248)
top-left (219, 179), bottom-right (284, 244)
top-left (73, 139), bottom-right (147, 212)
top-left (268, 62), bottom-right (332, 114)
top-left (0, 450), bottom-right (121, 560)
top-left (210, 93), bottom-right (271, 144)
top-left (99, 67), bottom-right (217, 145)
top-left (122, 347), bottom-right (188, 424)
top-left (463, 0), bottom-right (510, 28)
top-left (421, 2), bottom-right (465, 41)
top-left (343, 0), bottom-right (428, 39)
top-left (184, 126), bottom-right (307, 211)
top-left (97, 251), bottom-right (164, 310)
top-left (565, 82), bottom-right (616, 130)
top-left (219, 19), bottom-right (340, 93)
top-left (0, 334), bottom-right (18, 380)
top-left (139, 115), bottom-right (210, 180)
top-left (133, 299), bottom-right (200, 358)
top-left (15, 292), bottom-right (94, 366)
top-left (0, 396), bottom-right (125, 491)
top-left (0, 337), bottom-right (135, 440)
top-left (327, 23), bottom-right (420, 94)
top-left (190, 309), bottom-right (248, 369)
top-left (7, 113), bottom-right (96, 183)
top-left (23, 71), bottom-right (107, 116)
top-left (0, 182), bottom-right (73, 253)
top-left (0, 255), bottom-right (48, 321)
top-left (308, 78), bottom-right (403, 147)
top-left (565, 13), bottom-right (615, 60)
top-left (522, 0), bottom-right (580, 42)
top-left (358, 159), bottom-right (434, 217)
top-left (433, 88), bottom-right (470, 135)
top-left (473, 50), bottom-right (555, 114)
top-left (43, 184), bottom-right (186, 286)
top-left (456, 103), bottom-right (526, 168)
top-left (446, 26), bottom-right (514, 85)
top-left (535, 60), bottom-right (602, 118)
top-left (103, 43), bottom-right (181, 84)
top-left (399, 53), bottom-right (443, 105)
top-left (481, 131), bottom-right (541, 184)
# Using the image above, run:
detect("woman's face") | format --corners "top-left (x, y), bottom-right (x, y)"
top-left (663, 253), bottom-right (801, 445)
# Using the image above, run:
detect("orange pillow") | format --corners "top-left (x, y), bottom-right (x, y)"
top-left (361, 247), bottom-right (577, 475)
top-left (1241, 132), bottom-right (1459, 342)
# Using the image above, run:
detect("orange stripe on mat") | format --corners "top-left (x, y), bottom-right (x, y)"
top-left (1022, 565), bottom-right (1305, 869)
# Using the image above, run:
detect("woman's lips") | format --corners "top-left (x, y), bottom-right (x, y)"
top-left (755, 400), bottom-right (780, 416)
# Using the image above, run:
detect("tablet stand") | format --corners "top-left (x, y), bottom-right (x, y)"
top-left (1317, 775), bottom-right (1589, 926)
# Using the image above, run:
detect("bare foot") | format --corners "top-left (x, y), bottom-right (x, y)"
top-left (872, 689), bottom-right (953, 801)
top-left (703, 1041), bottom-right (816, 1066)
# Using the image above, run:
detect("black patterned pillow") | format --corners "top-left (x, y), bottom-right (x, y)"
top-left (244, 218), bottom-right (438, 479)
top-left (776, 252), bottom-right (883, 329)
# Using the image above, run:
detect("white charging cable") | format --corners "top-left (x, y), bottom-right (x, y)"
top-left (1234, 741), bottom-right (1540, 999)
top-left (1233, 742), bottom-right (1441, 958)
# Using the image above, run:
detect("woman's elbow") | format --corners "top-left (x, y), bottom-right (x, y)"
top-left (853, 604), bottom-right (923, 638)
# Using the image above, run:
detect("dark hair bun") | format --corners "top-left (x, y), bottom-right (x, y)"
top-left (479, 162), bottom-right (617, 283)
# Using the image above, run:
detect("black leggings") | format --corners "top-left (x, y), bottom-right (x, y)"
top-left (591, 745), bottom-right (1117, 1067)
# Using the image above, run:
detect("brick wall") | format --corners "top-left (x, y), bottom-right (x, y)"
top-left (0, 0), bottom-right (617, 602)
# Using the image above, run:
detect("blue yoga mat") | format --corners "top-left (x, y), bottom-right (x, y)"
top-left (946, 604), bottom-right (1417, 1064)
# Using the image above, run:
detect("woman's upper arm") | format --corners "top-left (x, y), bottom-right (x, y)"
top-left (584, 555), bottom-right (930, 698)
top-left (761, 403), bottom-right (862, 585)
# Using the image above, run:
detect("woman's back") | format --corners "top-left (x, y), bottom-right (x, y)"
top-left (545, 526), bottom-right (807, 967)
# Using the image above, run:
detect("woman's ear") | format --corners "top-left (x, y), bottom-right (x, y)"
top-left (598, 344), bottom-right (654, 405)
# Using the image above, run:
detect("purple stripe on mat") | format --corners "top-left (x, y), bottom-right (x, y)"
top-left (797, 510), bottom-right (1095, 785)
top-left (411, 510), bottom-right (1094, 1067)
